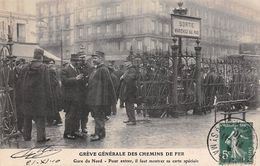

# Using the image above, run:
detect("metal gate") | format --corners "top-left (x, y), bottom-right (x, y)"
top-left (0, 45), bottom-right (19, 147)
top-left (132, 42), bottom-right (258, 117)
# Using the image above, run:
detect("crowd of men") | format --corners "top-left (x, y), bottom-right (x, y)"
top-left (1, 48), bottom-right (138, 142)
top-left (1, 48), bottom-right (258, 143)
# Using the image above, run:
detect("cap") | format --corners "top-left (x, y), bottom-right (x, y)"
top-left (91, 51), bottom-right (105, 58)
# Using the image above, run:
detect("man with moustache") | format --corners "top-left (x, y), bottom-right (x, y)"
top-left (61, 54), bottom-right (83, 139)
top-left (86, 51), bottom-right (116, 141)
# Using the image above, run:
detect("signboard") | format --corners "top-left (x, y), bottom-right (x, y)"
top-left (171, 15), bottom-right (201, 39)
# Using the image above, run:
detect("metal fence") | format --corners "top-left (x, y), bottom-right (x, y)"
top-left (132, 46), bottom-right (258, 117)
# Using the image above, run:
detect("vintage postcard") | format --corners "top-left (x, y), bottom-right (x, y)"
top-left (0, 0), bottom-right (259, 165)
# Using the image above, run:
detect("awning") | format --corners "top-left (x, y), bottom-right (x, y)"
top-left (12, 43), bottom-right (61, 61)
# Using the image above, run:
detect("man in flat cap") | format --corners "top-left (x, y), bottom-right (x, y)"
top-left (61, 53), bottom-right (84, 139)
top-left (86, 51), bottom-right (116, 141)
top-left (17, 48), bottom-right (53, 142)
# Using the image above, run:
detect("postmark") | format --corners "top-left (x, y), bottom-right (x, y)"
top-left (207, 117), bottom-right (258, 164)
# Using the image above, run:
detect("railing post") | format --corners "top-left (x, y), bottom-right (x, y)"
top-left (195, 39), bottom-right (202, 113)
top-left (171, 38), bottom-right (179, 110)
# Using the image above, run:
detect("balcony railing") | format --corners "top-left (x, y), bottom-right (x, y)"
top-left (86, 12), bottom-right (124, 23)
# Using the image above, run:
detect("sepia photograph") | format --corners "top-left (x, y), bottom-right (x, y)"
top-left (0, 0), bottom-right (260, 165)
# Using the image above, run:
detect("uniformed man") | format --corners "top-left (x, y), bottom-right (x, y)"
top-left (86, 51), bottom-right (116, 141)
top-left (77, 52), bottom-right (93, 134)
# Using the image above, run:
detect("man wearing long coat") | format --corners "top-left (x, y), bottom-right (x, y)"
top-left (120, 61), bottom-right (138, 125)
top-left (61, 54), bottom-right (83, 139)
top-left (18, 49), bottom-right (53, 142)
top-left (86, 51), bottom-right (116, 141)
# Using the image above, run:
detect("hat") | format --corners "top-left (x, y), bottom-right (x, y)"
top-left (6, 55), bottom-right (17, 59)
top-left (91, 51), bottom-right (105, 58)
top-left (70, 54), bottom-right (81, 61)
top-left (34, 48), bottom-right (44, 60)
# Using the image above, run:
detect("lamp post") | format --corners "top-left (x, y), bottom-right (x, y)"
top-left (172, 1), bottom-right (188, 71)
top-left (60, 28), bottom-right (63, 66)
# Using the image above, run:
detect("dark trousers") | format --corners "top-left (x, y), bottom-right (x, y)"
top-left (125, 100), bottom-right (136, 122)
top-left (111, 104), bottom-right (117, 115)
top-left (47, 112), bottom-right (62, 124)
top-left (105, 106), bottom-right (112, 117)
top-left (23, 116), bottom-right (46, 141)
top-left (79, 106), bottom-right (90, 130)
top-left (91, 106), bottom-right (106, 138)
top-left (64, 101), bottom-right (80, 135)
top-left (17, 111), bottom-right (24, 132)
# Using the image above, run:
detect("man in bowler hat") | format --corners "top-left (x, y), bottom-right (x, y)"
top-left (86, 51), bottom-right (116, 141)
top-left (61, 53), bottom-right (84, 139)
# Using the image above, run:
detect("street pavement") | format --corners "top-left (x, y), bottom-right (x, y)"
top-left (2, 105), bottom-right (260, 149)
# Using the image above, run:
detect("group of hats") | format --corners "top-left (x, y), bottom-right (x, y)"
top-left (71, 51), bottom-right (105, 61)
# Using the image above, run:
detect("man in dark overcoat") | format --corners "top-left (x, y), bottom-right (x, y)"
top-left (86, 51), bottom-right (116, 141)
top-left (18, 49), bottom-right (53, 142)
top-left (120, 60), bottom-right (138, 125)
top-left (77, 53), bottom-right (93, 133)
top-left (204, 67), bottom-right (218, 108)
top-left (61, 54), bottom-right (83, 139)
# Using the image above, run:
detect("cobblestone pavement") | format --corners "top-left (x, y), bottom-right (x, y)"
top-left (2, 106), bottom-right (260, 149)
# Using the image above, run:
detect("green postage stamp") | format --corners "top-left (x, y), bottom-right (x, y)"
top-left (219, 122), bottom-right (254, 164)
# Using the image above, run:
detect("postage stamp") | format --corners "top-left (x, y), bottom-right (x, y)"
top-left (207, 118), bottom-right (258, 165)
top-left (219, 122), bottom-right (253, 164)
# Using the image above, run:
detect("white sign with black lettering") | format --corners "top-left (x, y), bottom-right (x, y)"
top-left (171, 15), bottom-right (201, 39)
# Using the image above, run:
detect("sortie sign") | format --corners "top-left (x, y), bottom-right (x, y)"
top-left (171, 15), bottom-right (201, 39)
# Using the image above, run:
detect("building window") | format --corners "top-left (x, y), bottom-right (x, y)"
top-left (158, 22), bottom-right (162, 34)
top-left (106, 25), bottom-right (111, 33)
top-left (116, 23), bottom-right (121, 32)
top-left (87, 27), bottom-right (92, 35)
top-left (48, 18), bottom-right (53, 30)
top-left (78, 27), bottom-right (83, 39)
top-left (96, 8), bottom-right (101, 17)
top-left (17, 23), bottom-right (26, 42)
top-left (159, 3), bottom-right (163, 13)
top-left (137, 41), bottom-right (142, 50)
top-left (116, 5), bottom-right (121, 16)
top-left (87, 43), bottom-right (93, 53)
top-left (50, 5), bottom-right (55, 15)
top-left (56, 17), bottom-right (60, 29)
top-left (164, 43), bottom-right (169, 51)
top-left (65, 16), bottom-right (70, 28)
top-left (158, 41), bottom-right (162, 49)
top-left (151, 40), bottom-right (155, 50)
top-left (107, 7), bottom-right (111, 18)
top-left (151, 21), bottom-right (156, 32)
top-left (17, 0), bottom-right (24, 13)
top-left (65, 33), bottom-right (70, 45)
top-left (57, 4), bottom-right (61, 13)
top-left (126, 41), bottom-right (131, 50)
top-left (165, 24), bottom-right (169, 35)
top-left (77, 10), bottom-right (83, 23)
top-left (97, 26), bottom-right (101, 34)
top-left (0, 21), bottom-right (5, 40)
top-left (87, 10), bottom-right (92, 18)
